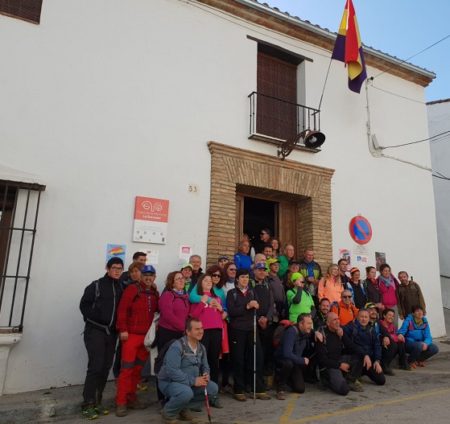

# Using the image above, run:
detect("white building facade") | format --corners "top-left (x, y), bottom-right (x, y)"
top-left (428, 98), bottom-right (450, 308)
top-left (0, 0), bottom-right (445, 394)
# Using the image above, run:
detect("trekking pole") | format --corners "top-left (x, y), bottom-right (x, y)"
top-left (253, 308), bottom-right (257, 404)
top-left (204, 386), bottom-right (212, 424)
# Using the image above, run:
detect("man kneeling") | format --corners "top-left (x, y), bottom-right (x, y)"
top-left (274, 313), bottom-right (316, 400)
top-left (157, 318), bottom-right (218, 424)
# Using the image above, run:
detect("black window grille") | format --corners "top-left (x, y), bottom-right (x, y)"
top-left (0, 0), bottom-right (43, 24)
top-left (0, 180), bottom-right (45, 331)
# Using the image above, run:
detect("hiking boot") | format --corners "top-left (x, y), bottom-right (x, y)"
top-left (417, 361), bottom-right (426, 367)
top-left (115, 405), bottom-right (127, 417)
top-left (161, 410), bottom-right (179, 424)
top-left (233, 393), bottom-right (247, 402)
top-left (137, 382), bottom-right (148, 391)
top-left (179, 409), bottom-right (200, 422)
top-left (128, 399), bottom-right (147, 409)
top-left (94, 404), bottom-right (109, 415)
top-left (400, 362), bottom-right (411, 371)
top-left (82, 405), bottom-right (98, 420)
top-left (256, 392), bottom-right (271, 400)
top-left (220, 384), bottom-right (233, 395)
top-left (409, 361), bottom-right (418, 369)
top-left (276, 391), bottom-right (286, 400)
top-left (348, 380), bottom-right (364, 392)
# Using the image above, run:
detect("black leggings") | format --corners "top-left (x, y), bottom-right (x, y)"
top-left (201, 328), bottom-right (223, 384)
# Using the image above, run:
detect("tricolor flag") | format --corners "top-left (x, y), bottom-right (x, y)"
top-left (332, 0), bottom-right (367, 93)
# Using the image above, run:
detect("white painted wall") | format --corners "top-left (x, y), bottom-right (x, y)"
top-left (428, 100), bottom-right (450, 308)
top-left (0, 0), bottom-right (444, 393)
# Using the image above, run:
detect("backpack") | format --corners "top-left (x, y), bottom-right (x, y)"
top-left (154, 337), bottom-right (202, 376)
top-left (273, 320), bottom-right (298, 348)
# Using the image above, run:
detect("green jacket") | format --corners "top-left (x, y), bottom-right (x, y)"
top-left (286, 287), bottom-right (315, 323)
top-left (278, 255), bottom-right (291, 279)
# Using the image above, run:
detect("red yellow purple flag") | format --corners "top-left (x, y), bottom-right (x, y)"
top-left (332, 0), bottom-right (367, 93)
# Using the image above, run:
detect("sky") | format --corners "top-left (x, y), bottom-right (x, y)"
top-left (265, 0), bottom-right (450, 102)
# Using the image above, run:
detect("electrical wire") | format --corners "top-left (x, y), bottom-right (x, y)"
top-left (380, 131), bottom-right (450, 149)
top-left (433, 174), bottom-right (450, 181)
top-left (369, 84), bottom-right (426, 105)
top-left (372, 34), bottom-right (450, 80)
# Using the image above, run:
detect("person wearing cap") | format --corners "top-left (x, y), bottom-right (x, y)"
top-left (299, 249), bottom-right (322, 299)
top-left (79, 257), bottom-right (124, 420)
top-left (286, 273), bottom-right (315, 324)
top-left (180, 263), bottom-right (193, 293)
top-left (343, 309), bottom-right (385, 389)
top-left (318, 264), bottom-right (344, 305)
top-left (253, 262), bottom-right (276, 381)
top-left (331, 290), bottom-right (358, 326)
top-left (398, 305), bottom-right (439, 368)
top-left (115, 264), bottom-right (160, 416)
top-left (365, 302), bottom-right (382, 337)
top-left (347, 268), bottom-right (368, 309)
top-left (278, 244), bottom-right (296, 279)
top-left (234, 239), bottom-right (253, 272)
top-left (217, 255), bottom-right (230, 269)
top-left (379, 308), bottom-right (410, 374)
top-left (397, 271), bottom-right (426, 320)
top-left (226, 268), bottom-right (271, 401)
top-left (267, 258), bottom-right (287, 321)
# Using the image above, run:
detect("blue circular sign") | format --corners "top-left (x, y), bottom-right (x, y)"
top-left (349, 216), bottom-right (372, 245)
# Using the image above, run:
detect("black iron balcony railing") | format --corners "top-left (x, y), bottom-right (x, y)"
top-left (248, 91), bottom-right (321, 148)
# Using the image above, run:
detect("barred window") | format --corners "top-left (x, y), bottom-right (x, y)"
top-left (0, 181), bottom-right (44, 331)
top-left (0, 0), bottom-right (43, 24)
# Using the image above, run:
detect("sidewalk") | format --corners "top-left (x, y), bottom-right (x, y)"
top-left (1, 309), bottom-right (449, 424)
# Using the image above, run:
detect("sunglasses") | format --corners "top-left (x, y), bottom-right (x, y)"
top-left (211, 274), bottom-right (221, 278)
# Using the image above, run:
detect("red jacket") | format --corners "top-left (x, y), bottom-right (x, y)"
top-left (116, 282), bottom-right (159, 335)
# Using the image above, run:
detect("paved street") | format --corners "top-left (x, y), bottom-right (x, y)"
top-left (50, 347), bottom-right (450, 424)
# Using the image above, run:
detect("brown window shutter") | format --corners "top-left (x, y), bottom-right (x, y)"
top-left (0, 0), bottom-right (43, 24)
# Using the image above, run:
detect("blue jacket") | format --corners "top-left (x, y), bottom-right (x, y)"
top-left (275, 326), bottom-right (314, 366)
top-left (398, 314), bottom-right (432, 345)
top-left (233, 252), bottom-right (252, 272)
top-left (157, 337), bottom-right (209, 389)
top-left (344, 320), bottom-right (382, 361)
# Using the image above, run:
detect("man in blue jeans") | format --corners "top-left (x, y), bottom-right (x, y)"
top-left (398, 305), bottom-right (439, 368)
top-left (157, 317), bottom-right (218, 424)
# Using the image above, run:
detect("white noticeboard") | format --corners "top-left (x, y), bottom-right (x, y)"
top-left (132, 196), bottom-right (169, 244)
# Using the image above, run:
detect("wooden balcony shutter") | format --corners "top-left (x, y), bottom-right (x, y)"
top-left (0, 0), bottom-right (43, 24)
top-left (257, 50), bottom-right (298, 141)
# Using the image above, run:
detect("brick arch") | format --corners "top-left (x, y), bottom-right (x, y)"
top-left (207, 141), bottom-right (334, 267)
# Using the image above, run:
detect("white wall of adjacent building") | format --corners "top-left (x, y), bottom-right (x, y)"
top-left (0, 0), bottom-right (445, 393)
top-left (428, 99), bottom-right (450, 309)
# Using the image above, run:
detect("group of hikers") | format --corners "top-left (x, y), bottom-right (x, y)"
top-left (79, 229), bottom-right (439, 422)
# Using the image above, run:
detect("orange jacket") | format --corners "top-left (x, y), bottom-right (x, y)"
top-left (331, 301), bottom-right (358, 326)
top-left (318, 277), bottom-right (343, 304)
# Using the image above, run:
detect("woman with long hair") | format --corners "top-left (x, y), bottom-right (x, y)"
top-left (318, 264), bottom-right (343, 304)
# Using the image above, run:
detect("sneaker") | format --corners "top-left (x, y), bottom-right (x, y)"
top-left (94, 404), bottom-right (109, 415)
top-left (256, 392), bottom-right (271, 400)
top-left (348, 380), bottom-right (364, 392)
top-left (233, 393), bottom-right (247, 402)
top-left (276, 391), bottom-right (286, 400)
top-left (417, 361), bottom-right (426, 367)
top-left (82, 405), bottom-right (99, 420)
top-left (137, 383), bottom-right (149, 391)
top-left (400, 362), bottom-right (412, 371)
top-left (409, 361), bottom-right (418, 369)
top-left (115, 405), bottom-right (127, 417)
top-left (127, 399), bottom-right (147, 409)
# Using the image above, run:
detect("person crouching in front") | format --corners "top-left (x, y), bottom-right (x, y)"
top-left (157, 318), bottom-right (218, 424)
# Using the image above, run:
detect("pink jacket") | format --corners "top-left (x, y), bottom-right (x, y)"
top-left (190, 294), bottom-right (223, 330)
top-left (380, 319), bottom-right (400, 343)
top-left (158, 290), bottom-right (190, 332)
top-left (378, 276), bottom-right (398, 308)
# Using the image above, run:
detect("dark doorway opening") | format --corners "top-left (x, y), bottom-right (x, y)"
top-left (243, 197), bottom-right (277, 251)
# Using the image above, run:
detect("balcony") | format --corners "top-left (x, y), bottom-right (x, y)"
top-left (248, 91), bottom-right (322, 153)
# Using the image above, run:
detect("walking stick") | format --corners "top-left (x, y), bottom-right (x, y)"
top-left (204, 386), bottom-right (212, 424)
top-left (253, 308), bottom-right (257, 404)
